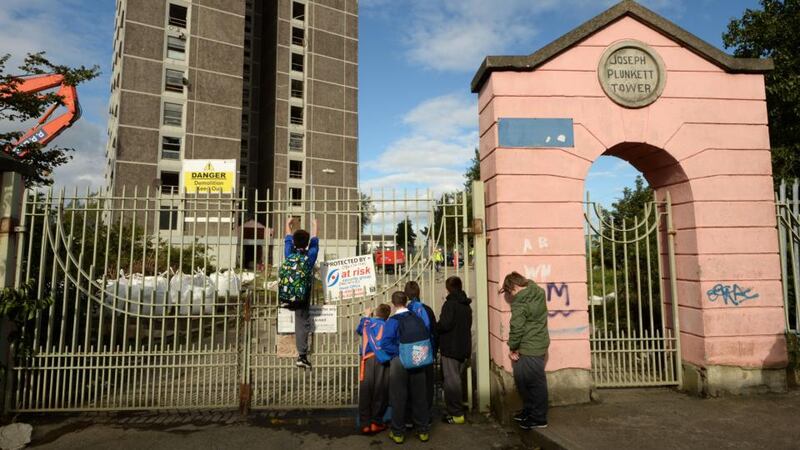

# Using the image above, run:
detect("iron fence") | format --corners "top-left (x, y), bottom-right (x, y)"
top-left (777, 179), bottom-right (800, 334)
top-left (9, 186), bottom-right (472, 411)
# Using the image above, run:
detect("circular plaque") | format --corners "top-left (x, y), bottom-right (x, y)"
top-left (598, 40), bottom-right (666, 108)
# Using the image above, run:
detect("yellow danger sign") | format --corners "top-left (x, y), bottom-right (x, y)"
top-left (182, 159), bottom-right (237, 194)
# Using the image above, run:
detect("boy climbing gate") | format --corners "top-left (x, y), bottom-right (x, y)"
top-left (280, 217), bottom-right (319, 370)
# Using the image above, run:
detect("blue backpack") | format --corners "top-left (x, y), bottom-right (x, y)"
top-left (397, 312), bottom-right (433, 370)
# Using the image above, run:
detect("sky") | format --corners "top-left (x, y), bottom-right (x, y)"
top-left (0, 0), bottom-right (762, 206)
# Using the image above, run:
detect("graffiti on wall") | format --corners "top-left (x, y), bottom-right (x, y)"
top-left (546, 282), bottom-right (570, 305)
top-left (524, 264), bottom-right (552, 281)
top-left (706, 284), bottom-right (759, 306)
top-left (523, 237), bottom-right (550, 254)
top-left (546, 282), bottom-right (572, 318)
top-left (548, 325), bottom-right (589, 336)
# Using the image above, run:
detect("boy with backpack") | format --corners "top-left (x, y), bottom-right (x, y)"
top-left (403, 281), bottom-right (437, 420)
top-left (437, 276), bottom-right (473, 425)
top-left (381, 291), bottom-right (433, 444)
top-left (356, 303), bottom-right (392, 435)
top-left (279, 217), bottom-right (318, 369)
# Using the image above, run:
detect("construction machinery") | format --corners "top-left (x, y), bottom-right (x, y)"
top-left (1, 73), bottom-right (81, 158)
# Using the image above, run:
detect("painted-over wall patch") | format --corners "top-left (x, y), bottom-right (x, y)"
top-left (497, 118), bottom-right (575, 148)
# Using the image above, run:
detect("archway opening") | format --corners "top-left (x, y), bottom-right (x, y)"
top-left (582, 143), bottom-right (690, 387)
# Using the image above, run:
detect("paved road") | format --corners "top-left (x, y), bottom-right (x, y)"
top-left (528, 388), bottom-right (800, 450)
top-left (26, 409), bottom-right (523, 450)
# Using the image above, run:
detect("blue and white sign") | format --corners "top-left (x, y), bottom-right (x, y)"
top-left (321, 255), bottom-right (377, 301)
top-left (498, 118), bottom-right (575, 148)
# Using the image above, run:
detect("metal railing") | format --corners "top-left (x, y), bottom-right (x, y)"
top-left (585, 192), bottom-right (680, 387)
top-left (777, 179), bottom-right (800, 334)
top-left (9, 186), bottom-right (473, 411)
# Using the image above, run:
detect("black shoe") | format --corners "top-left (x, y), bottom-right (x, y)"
top-left (512, 410), bottom-right (529, 422)
top-left (519, 418), bottom-right (547, 430)
top-left (295, 355), bottom-right (312, 369)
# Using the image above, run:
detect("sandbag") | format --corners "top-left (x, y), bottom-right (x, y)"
top-left (209, 270), bottom-right (241, 297)
top-left (168, 271), bottom-right (216, 315)
top-left (105, 271), bottom-right (168, 315)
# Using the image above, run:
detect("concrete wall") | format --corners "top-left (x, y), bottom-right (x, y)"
top-left (478, 16), bottom-right (787, 402)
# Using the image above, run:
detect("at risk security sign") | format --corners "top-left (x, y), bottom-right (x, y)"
top-left (321, 255), bottom-right (377, 301)
top-left (182, 159), bottom-right (237, 194)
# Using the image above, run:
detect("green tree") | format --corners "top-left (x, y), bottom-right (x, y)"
top-left (360, 192), bottom-right (376, 232)
top-left (423, 149), bottom-right (480, 252)
top-left (723, 0), bottom-right (800, 182)
top-left (589, 175), bottom-right (662, 335)
top-left (607, 175), bottom-right (653, 225)
top-left (0, 280), bottom-right (54, 385)
top-left (464, 148), bottom-right (480, 192)
top-left (0, 52), bottom-right (100, 186)
top-left (395, 217), bottom-right (416, 253)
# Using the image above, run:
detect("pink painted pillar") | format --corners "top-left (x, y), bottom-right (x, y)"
top-left (476, 15), bottom-right (788, 415)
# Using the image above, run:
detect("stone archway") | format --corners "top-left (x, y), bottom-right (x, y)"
top-left (475, 1), bottom-right (787, 419)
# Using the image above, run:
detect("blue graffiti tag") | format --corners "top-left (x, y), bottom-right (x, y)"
top-left (706, 284), bottom-right (759, 306)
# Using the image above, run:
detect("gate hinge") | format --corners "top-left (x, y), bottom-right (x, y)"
top-left (463, 218), bottom-right (484, 235)
top-left (0, 217), bottom-right (16, 234)
top-left (239, 383), bottom-right (251, 416)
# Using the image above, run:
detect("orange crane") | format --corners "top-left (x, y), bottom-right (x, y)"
top-left (1, 73), bottom-right (81, 158)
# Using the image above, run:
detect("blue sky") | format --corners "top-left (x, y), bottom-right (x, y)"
top-left (0, 0), bottom-right (761, 206)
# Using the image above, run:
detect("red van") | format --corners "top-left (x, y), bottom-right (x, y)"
top-left (374, 248), bottom-right (406, 274)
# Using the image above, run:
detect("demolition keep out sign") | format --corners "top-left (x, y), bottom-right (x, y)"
top-left (321, 255), bottom-right (377, 301)
top-left (598, 40), bottom-right (666, 108)
top-left (182, 159), bottom-right (237, 194)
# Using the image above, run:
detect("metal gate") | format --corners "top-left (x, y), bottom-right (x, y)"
top-left (584, 192), bottom-right (681, 387)
top-left (777, 179), bottom-right (800, 334)
top-left (8, 186), bottom-right (472, 411)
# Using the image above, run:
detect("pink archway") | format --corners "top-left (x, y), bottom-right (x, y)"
top-left (475, 2), bottom-right (787, 419)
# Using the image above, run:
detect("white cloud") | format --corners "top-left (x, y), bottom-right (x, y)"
top-left (395, 0), bottom-right (684, 72)
top-left (361, 167), bottom-right (467, 193)
top-left (0, 0), bottom-right (110, 72)
top-left (50, 120), bottom-right (107, 190)
top-left (402, 94), bottom-right (476, 139)
top-left (403, 0), bottom-right (548, 72)
top-left (360, 93), bottom-right (477, 195)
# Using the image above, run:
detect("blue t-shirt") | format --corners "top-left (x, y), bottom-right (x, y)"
top-left (284, 234), bottom-right (319, 269)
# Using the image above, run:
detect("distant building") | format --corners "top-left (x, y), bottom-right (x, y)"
top-left (105, 1), bottom-right (359, 259)
top-left (105, 0), bottom-right (359, 208)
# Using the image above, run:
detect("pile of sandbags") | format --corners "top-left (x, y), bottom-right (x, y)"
top-left (102, 269), bottom-right (245, 316)
top-left (104, 271), bottom-right (169, 315)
